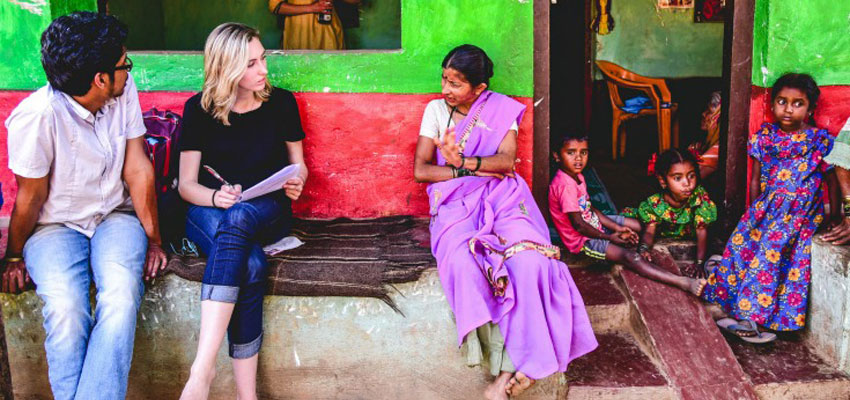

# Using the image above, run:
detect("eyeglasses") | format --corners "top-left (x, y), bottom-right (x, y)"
top-left (114, 56), bottom-right (133, 72)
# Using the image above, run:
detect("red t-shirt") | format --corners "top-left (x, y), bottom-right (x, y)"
top-left (549, 170), bottom-right (603, 253)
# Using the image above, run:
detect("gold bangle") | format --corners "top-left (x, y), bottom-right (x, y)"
top-left (3, 257), bottom-right (23, 263)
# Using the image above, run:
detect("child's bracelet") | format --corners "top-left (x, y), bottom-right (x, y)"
top-left (637, 243), bottom-right (650, 254)
top-left (696, 259), bottom-right (705, 266)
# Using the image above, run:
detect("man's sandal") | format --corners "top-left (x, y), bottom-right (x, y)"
top-left (716, 318), bottom-right (777, 344)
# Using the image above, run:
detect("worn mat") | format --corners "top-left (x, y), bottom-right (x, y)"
top-left (164, 216), bottom-right (435, 313)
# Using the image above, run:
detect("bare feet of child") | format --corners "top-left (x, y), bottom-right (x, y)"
top-left (505, 371), bottom-right (535, 397)
top-left (484, 371), bottom-right (512, 400)
top-left (179, 369), bottom-right (215, 400)
top-left (687, 277), bottom-right (708, 297)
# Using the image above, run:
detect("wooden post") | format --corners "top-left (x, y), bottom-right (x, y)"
top-left (533, 0), bottom-right (551, 216)
top-left (719, 0), bottom-right (756, 230)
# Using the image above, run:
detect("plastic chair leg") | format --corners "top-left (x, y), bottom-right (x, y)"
top-left (619, 123), bottom-right (628, 158)
top-left (673, 112), bottom-right (680, 149)
top-left (657, 109), bottom-right (672, 153)
top-left (612, 115), bottom-right (622, 160)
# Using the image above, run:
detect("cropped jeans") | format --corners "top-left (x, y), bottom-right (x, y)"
top-left (23, 211), bottom-right (147, 400)
top-left (185, 194), bottom-right (291, 359)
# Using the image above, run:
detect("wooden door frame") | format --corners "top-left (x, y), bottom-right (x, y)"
top-left (532, 0), bottom-right (551, 213)
top-left (719, 0), bottom-right (756, 227)
top-left (535, 0), bottom-right (756, 227)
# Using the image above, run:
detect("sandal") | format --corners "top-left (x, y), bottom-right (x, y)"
top-left (716, 318), bottom-right (777, 344)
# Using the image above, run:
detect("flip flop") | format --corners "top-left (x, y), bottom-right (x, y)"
top-left (716, 318), bottom-right (777, 344)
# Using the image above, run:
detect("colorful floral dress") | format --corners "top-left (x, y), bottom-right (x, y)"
top-left (702, 123), bottom-right (834, 331)
top-left (621, 186), bottom-right (717, 238)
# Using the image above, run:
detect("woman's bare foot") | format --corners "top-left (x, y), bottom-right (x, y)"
top-left (505, 371), bottom-right (535, 397)
top-left (179, 368), bottom-right (215, 400)
top-left (484, 371), bottom-right (512, 400)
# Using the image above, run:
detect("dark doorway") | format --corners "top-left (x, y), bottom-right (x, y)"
top-left (550, 0), bottom-right (592, 146)
top-left (551, 0), bottom-right (734, 212)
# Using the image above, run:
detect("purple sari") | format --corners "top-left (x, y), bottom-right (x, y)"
top-left (427, 91), bottom-right (598, 379)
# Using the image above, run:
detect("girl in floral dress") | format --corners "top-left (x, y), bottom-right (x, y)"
top-left (623, 149), bottom-right (718, 276)
top-left (703, 73), bottom-right (840, 335)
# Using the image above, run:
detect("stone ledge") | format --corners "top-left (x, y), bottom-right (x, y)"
top-left (809, 238), bottom-right (850, 375)
top-left (2, 270), bottom-right (571, 399)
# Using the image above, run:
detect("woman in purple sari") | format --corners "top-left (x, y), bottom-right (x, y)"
top-left (414, 45), bottom-right (598, 399)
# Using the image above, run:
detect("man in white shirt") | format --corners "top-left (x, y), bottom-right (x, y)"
top-left (0, 11), bottom-right (166, 400)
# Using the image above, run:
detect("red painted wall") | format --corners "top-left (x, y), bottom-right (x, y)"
top-left (0, 92), bottom-right (30, 218)
top-left (746, 85), bottom-right (850, 205)
top-left (0, 91), bottom-right (534, 218)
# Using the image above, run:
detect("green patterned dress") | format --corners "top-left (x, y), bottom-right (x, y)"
top-left (621, 186), bottom-right (718, 238)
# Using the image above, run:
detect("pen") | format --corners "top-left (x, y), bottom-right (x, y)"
top-left (203, 165), bottom-right (232, 187)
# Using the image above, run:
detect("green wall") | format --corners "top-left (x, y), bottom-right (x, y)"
top-left (751, 0), bottom-right (850, 87)
top-left (594, 0), bottom-right (725, 78)
top-left (0, 1), bottom-right (79, 89)
top-left (0, 0), bottom-right (97, 88)
top-left (0, 0), bottom-right (531, 96)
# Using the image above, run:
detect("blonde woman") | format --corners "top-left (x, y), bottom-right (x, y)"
top-left (178, 22), bottom-right (308, 399)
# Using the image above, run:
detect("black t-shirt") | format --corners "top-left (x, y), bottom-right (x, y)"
top-left (179, 87), bottom-right (305, 200)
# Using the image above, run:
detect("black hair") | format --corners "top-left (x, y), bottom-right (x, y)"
top-left (558, 132), bottom-right (589, 150)
top-left (442, 44), bottom-right (494, 88)
top-left (655, 148), bottom-right (699, 181)
top-left (770, 73), bottom-right (820, 113)
top-left (41, 11), bottom-right (128, 96)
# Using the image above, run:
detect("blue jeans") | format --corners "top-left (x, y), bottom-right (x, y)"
top-left (185, 195), bottom-right (291, 359)
top-left (23, 212), bottom-right (147, 400)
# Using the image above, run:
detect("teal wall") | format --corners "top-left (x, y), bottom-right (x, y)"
top-left (595, 0), bottom-right (725, 78)
top-left (108, 0), bottom-right (400, 51)
top-left (0, 0), bottom-right (533, 97)
top-left (751, 0), bottom-right (850, 87)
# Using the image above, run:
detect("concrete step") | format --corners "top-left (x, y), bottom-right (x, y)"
top-left (570, 265), bottom-right (630, 334)
top-left (727, 336), bottom-right (850, 400)
top-left (616, 247), bottom-right (760, 400)
top-left (565, 333), bottom-right (675, 400)
top-left (556, 258), bottom-right (678, 399)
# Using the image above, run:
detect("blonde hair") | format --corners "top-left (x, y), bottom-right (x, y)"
top-left (201, 22), bottom-right (272, 126)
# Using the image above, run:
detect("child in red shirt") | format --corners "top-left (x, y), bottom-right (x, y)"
top-left (549, 135), bottom-right (706, 296)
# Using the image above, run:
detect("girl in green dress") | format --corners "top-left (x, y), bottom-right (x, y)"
top-left (623, 149), bottom-right (718, 276)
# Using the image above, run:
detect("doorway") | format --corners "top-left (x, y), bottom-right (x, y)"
top-left (549, 0), bottom-right (741, 215)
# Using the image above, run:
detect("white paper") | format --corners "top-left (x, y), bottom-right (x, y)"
top-left (240, 163), bottom-right (302, 201)
top-left (263, 236), bottom-right (305, 255)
